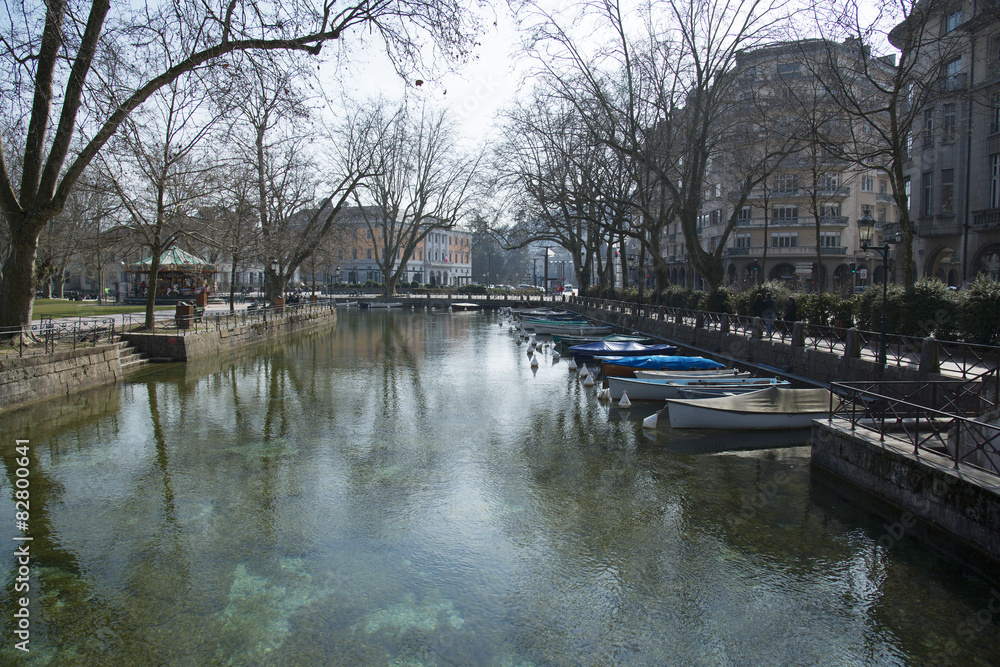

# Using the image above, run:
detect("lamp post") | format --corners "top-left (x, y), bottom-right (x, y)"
top-left (857, 212), bottom-right (890, 368)
top-left (269, 258), bottom-right (279, 299)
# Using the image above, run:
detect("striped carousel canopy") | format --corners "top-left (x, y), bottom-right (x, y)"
top-left (128, 247), bottom-right (216, 272)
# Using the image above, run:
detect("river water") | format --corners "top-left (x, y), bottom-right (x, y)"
top-left (2, 309), bottom-right (998, 665)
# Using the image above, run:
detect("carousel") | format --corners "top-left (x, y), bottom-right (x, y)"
top-left (124, 247), bottom-right (218, 304)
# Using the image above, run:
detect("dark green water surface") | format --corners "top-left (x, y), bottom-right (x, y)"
top-left (2, 309), bottom-right (999, 665)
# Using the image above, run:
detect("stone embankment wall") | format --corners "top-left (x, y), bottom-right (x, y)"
top-left (122, 307), bottom-right (335, 362)
top-left (0, 345), bottom-right (122, 413)
top-left (0, 308), bottom-right (336, 413)
top-left (813, 421), bottom-right (1000, 562)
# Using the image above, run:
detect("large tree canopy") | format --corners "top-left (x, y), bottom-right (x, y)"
top-left (0, 0), bottom-right (478, 329)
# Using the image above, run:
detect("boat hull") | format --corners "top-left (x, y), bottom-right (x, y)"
top-left (666, 387), bottom-right (839, 430)
top-left (609, 376), bottom-right (784, 400)
top-left (530, 323), bottom-right (615, 336)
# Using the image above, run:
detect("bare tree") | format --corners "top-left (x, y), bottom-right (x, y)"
top-left (101, 73), bottom-right (222, 328)
top-left (496, 90), bottom-right (628, 292)
top-left (349, 100), bottom-right (481, 298)
top-left (814, 0), bottom-right (962, 290)
top-left (0, 0), bottom-right (479, 330)
top-left (530, 0), bottom-right (795, 293)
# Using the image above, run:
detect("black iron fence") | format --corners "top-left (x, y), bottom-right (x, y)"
top-left (830, 380), bottom-right (1000, 477)
top-left (572, 296), bottom-right (1000, 381)
top-left (121, 299), bottom-right (338, 334)
top-left (0, 317), bottom-right (117, 357)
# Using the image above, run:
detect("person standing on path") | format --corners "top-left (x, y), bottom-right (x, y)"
top-left (763, 292), bottom-right (777, 336)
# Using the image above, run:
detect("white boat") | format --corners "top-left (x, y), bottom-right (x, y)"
top-left (359, 301), bottom-right (402, 309)
top-left (335, 300), bottom-right (358, 308)
top-left (451, 302), bottom-right (482, 311)
top-left (608, 376), bottom-right (786, 401)
top-left (666, 386), bottom-right (840, 430)
top-left (676, 385), bottom-right (774, 399)
top-left (634, 369), bottom-right (750, 380)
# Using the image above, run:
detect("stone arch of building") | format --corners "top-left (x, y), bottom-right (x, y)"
top-left (768, 263), bottom-right (796, 283)
top-left (726, 263), bottom-right (738, 285)
top-left (971, 243), bottom-right (1000, 280)
top-left (925, 246), bottom-right (960, 286)
top-left (832, 263), bottom-right (850, 293)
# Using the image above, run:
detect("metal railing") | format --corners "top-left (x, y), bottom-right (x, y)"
top-left (831, 380), bottom-right (1000, 477)
top-left (120, 299), bottom-right (338, 334)
top-left (0, 317), bottom-right (117, 357)
top-left (572, 296), bottom-right (1000, 381)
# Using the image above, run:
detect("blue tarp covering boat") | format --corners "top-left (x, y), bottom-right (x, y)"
top-left (596, 355), bottom-right (725, 370)
top-left (568, 341), bottom-right (679, 360)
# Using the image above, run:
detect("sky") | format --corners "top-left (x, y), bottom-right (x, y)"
top-left (316, 0), bottom-right (895, 148)
top-left (319, 2), bottom-right (531, 146)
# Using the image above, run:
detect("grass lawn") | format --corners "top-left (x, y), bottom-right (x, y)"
top-left (32, 299), bottom-right (173, 320)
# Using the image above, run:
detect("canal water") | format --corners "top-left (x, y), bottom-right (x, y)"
top-left (2, 309), bottom-right (999, 665)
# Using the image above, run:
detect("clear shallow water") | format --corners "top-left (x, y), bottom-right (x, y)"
top-left (1, 309), bottom-right (998, 665)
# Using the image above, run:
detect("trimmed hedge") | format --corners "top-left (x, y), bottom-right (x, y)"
top-left (583, 277), bottom-right (999, 344)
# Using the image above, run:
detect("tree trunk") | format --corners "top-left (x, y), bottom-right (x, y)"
top-left (229, 257), bottom-right (238, 312)
top-left (0, 224), bottom-right (42, 328)
top-left (144, 250), bottom-right (162, 329)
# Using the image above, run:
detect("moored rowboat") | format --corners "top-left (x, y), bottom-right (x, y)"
top-left (666, 386), bottom-right (840, 430)
top-left (608, 376), bottom-right (786, 400)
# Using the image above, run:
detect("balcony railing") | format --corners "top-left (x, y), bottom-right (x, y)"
top-left (972, 209), bottom-right (1000, 230)
top-left (819, 246), bottom-right (848, 255)
top-left (876, 192), bottom-right (896, 204)
top-left (735, 216), bottom-right (850, 228)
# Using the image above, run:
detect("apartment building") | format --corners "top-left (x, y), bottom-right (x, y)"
top-left (686, 39), bottom-right (900, 292)
top-left (894, 1), bottom-right (1000, 284)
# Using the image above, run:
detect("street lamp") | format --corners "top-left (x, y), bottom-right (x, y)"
top-left (857, 212), bottom-right (894, 368)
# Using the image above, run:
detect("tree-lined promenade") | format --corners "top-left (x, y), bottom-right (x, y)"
top-left (2, 0), bottom-right (989, 338)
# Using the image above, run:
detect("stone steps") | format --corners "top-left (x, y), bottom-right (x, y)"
top-left (116, 339), bottom-right (152, 373)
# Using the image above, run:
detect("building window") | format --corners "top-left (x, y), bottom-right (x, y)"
top-left (735, 233), bottom-right (751, 248)
top-left (992, 155), bottom-right (1000, 209)
top-left (922, 172), bottom-right (933, 217)
top-left (879, 179), bottom-right (888, 194)
top-left (861, 175), bottom-right (875, 192)
top-left (942, 103), bottom-right (957, 141)
top-left (772, 174), bottom-right (799, 194)
top-left (819, 172), bottom-right (841, 192)
top-left (366, 249), bottom-right (372, 260)
top-left (819, 232), bottom-right (841, 248)
top-left (777, 62), bottom-right (801, 76)
top-left (923, 108), bottom-right (934, 147)
top-left (877, 206), bottom-right (887, 223)
top-left (710, 210), bottom-right (722, 225)
top-left (945, 9), bottom-right (962, 33)
top-left (772, 205), bottom-right (798, 223)
top-left (944, 57), bottom-right (963, 90)
top-left (941, 169), bottom-right (954, 214)
top-left (819, 203), bottom-right (841, 218)
top-left (737, 205), bottom-right (752, 223)
top-left (771, 232), bottom-right (798, 248)
top-left (992, 93), bottom-right (1000, 134)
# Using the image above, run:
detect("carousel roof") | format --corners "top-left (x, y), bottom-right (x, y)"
top-left (129, 247), bottom-right (216, 272)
